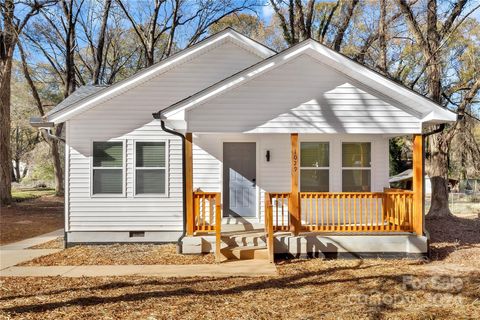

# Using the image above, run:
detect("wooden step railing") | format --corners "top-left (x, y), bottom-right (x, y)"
top-left (264, 193), bottom-right (275, 263)
top-left (193, 192), bottom-right (220, 233)
top-left (192, 191), bottom-right (222, 262)
top-left (266, 190), bottom-right (415, 234)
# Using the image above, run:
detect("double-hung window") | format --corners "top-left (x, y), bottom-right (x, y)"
top-left (135, 141), bottom-right (166, 195)
top-left (342, 142), bottom-right (371, 192)
top-left (92, 141), bottom-right (124, 195)
top-left (300, 142), bottom-right (329, 192)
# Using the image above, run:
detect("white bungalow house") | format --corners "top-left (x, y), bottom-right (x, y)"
top-left (32, 29), bottom-right (456, 261)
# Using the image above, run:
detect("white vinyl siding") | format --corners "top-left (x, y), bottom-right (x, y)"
top-left (186, 54), bottom-right (422, 134)
top-left (67, 40), bottom-right (264, 233)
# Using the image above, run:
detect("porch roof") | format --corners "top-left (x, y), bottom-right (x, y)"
top-left (159, 39), bottom-right (457, 134)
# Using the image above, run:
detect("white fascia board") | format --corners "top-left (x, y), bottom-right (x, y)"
top-left (48, 29), bottom-right (275, 124)
top-left (421, 109), bottom-right (457, 124)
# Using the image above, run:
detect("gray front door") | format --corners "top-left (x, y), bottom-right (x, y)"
top-left (223, 142), bottom-right (256, 217)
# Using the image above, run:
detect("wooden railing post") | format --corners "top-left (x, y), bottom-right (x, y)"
top-left (186, 132), bottom-right (194, 236)
top-left (412, 134), bottom-right (424, 236)
top-left (215, 193), bottom-right (222, 263)
top-left (265, 193), bottom-right (274, 263)
top-left (289, 133), bottom-right (301, 235)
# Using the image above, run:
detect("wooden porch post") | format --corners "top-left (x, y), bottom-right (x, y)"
top-left (185, 132), bottom-right (194, 236)
top-left (289, 133), bottom-right (300, 235)
top-left (412, 134), bottom-right (424, 236)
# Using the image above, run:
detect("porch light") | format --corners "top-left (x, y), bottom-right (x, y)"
top-left (266, 150), bottom-right (271, 162)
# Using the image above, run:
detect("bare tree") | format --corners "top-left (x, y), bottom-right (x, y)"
top-left (22, 0), bottom-right (85, 195)
top-left (117, 0), bottom-right (259, 67)
top-left (0, 0), bottom-right (55, 205)
top-left (396, 0), bottom-right (479, 217)
top-left (270, 0), bottom-right (359, 50)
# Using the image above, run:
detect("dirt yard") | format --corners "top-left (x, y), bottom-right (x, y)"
top-left (0, 191), bottom-right (64, 245)
top-left (1, 214), bottom-right (479, 319)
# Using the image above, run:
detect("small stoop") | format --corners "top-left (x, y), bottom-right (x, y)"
top-left (218, 231), bottom-right (269, 262)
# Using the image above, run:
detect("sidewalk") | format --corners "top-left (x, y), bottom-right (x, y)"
top-left (0, 229), bottom-right (277, 277)
top-left (0, 260), bottom-right (277, 277)
top-left (0, 229), bottom-right (63, 270)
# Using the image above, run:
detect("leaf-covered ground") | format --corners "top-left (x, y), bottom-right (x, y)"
top-left (0, 194), bottom-right (63, 245)
top-left (21, 243), bottom-right (215, 266)
top-left (1, 201), bottom-right (479, 319)
top-left (1, 258), bottom-right (479, 320)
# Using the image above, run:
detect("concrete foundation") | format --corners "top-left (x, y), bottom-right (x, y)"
top-left (182, 233), bottom-right (428, 259)
top-left (66, 231), bottom-right (182, 245)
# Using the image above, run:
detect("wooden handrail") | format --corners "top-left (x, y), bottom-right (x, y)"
top-left (215, 193), bottom-right (222, 263)
top-left (264, 193), bottom-right (274, 263)
top-left (192, 192), bottom-right (221, 233)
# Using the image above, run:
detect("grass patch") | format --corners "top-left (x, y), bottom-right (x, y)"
top-left (11, 188), bottom-right (56, 202)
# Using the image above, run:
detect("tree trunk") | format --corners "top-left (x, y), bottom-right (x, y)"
top-left (93, 0), bottom-right (112, 84)
top-left (427, 133), bottom-right (452, 218)
top-left (51, 124), bottom-right (64, 196)
top-left (0, 58), bottom-right (13, 205)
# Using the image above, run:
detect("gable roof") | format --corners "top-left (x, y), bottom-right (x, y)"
top-left (45, 28), bottom-right (276, 123)
top-left (160, 38), bottom-right (456, 124)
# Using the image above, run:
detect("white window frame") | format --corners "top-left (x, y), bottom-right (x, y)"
top-left (90, 140), bottom-right (126, 197)
top-left (299, 141), bottom-right (330, 192)
top-left (133, 139), bottom-right (169, 197)
top-left (341, 141), bottom-right (372, 192)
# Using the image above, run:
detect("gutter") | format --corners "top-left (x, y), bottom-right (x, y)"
top-left (154, 113), bottom-right (187, 254)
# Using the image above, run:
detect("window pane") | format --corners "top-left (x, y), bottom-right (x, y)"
top-left (93, 142), bottom-right (123, 167)
top-left (301, 142), bottom-right (329, 167)
top-left (342, 170), bottom-right (371, 192)
top-left (342, 143), bottom-right (371, 167)
top-left (136, 169), bottom-right (165, 194)
top-left (136, 142), bottom-right (165, 167)
top-left (93, 169), bottom-right (122, 194)
top-left (300, 169), bottom-right (329, 192)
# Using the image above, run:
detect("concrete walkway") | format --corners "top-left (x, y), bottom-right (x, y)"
top-left (0, 260), bottom-right (277, 277)
top-left (0, 229), bottom-right (63, 270)
top-left (0, 229), bottom-right (277, 277)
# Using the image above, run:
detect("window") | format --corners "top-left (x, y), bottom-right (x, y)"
top-left (342, 142), bottom-right (371, 192)
top-left (135, 141), bottom-right (166, 195)
top-left (92, 141), bottom-right (123, 195)
top-left (300, 142), bottom-right (329, 192)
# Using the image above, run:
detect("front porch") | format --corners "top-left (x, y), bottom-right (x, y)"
top-left (182, 133), bottom-right (426, 262)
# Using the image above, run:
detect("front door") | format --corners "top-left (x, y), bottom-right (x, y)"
top-left (223, 142), bottom-right (256, 217)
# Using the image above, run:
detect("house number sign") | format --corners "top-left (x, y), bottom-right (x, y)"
top-left (293, 150), bottom-right (298, 172)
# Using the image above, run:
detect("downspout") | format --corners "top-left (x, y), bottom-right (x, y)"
top-left (154, 114), bottom-right (187, 253)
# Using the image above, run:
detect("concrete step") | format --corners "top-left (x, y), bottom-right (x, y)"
top-left (220, 245), bottom-right (269, 261)
top-left (221, 222), bottom-right (264, 233)
top-left (221, 232), bottom-right (266, 248)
